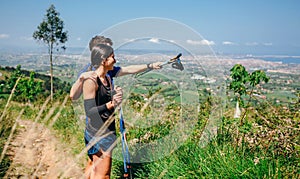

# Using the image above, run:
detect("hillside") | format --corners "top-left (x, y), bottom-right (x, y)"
top-left (0, 64), bottom-right (299, 178)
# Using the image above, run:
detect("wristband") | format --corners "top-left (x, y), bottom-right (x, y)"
top-left (147, 63), bottom-right (153, 69)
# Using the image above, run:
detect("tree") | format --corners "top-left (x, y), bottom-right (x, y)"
top-left (229, 64), bottom-right (269, 125)
top-left (229, 64), bottom-right (249, 98)
top-left (33, 4), bottom-right (68, 101)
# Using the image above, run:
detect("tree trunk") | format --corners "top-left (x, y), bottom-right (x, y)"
top-left (50, 44), bottom-right (53, 101)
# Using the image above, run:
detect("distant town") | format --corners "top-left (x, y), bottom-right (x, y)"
top-left (0, 51), bottom-right (299, 106)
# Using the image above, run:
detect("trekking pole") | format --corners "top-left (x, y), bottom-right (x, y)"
top-left (119, 107), bottom-right (133, 179)
top-left (135, 53), bottom-right (184, 77)
top-left (110, 83), bottom-right (133, 179)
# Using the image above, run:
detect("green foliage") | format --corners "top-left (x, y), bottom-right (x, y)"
top-left (0, 65), bottom-right (44, 102)
top-left (0, 65), bottom-right (71, 103)
top-left (32, 4), bottom-right (68, 48)
top-left (5, 65), bottom-right (22, 91)
top-left (229, 64), bottom-right (249, 96)
top-left (0, 155), bottom-right (10, 178)
top-left (249, 70), bottom-right (270, 87)
top-left (229, 64), bottom-right (269, 99)
top-left (16, 72), bottom-right (43, 102)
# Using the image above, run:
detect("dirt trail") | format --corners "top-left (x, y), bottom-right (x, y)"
top-left (4, 119), bottom-right (84, 179)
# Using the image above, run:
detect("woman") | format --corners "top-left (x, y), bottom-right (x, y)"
top-left (83, 43), bottom-right (122, 178)
top-left (70, 35), bottom-right (162, 101)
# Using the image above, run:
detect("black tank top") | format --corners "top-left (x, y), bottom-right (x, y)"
top-left (87, 76), bottom-right (116, 134)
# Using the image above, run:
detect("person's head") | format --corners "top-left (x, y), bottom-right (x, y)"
top-left (89, 35), bottom-right (113, 51)
top-left (89, 44), bottom-right (115, 71)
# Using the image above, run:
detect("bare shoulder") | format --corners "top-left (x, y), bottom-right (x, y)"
top-left (81, 71), bottom-right (97, 80)
top-left (83, 78), bottom-right (97, 99)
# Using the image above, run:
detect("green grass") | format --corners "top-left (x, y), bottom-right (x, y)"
top-left (133, 139), bottom-right (298, 178)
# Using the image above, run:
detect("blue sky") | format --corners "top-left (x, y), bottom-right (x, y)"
top-left (0, 0), bottom-right (299, 55)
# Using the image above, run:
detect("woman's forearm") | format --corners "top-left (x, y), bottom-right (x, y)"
top-left (119, 64), bottom-right (148, 76)
top-left (118, 62), bottom-right (162, 77)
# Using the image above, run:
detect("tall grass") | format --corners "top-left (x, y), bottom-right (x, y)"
top-left (0, 77), bottom-right (21, 177)
top-left (134, 139), bottom-right (288, 178)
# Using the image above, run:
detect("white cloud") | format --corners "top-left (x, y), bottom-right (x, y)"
top-left (245, 42), bottom-right (259, 46)
top-left (222, 41), bottom-right (236, 45)
top-left (263, 42), bottom-right (273, 46)
top-left (76, 37), bottom-right (81, 41)
top-left (148, 38), bottom-right (160, 43)
top-left (186, 39), bottom-right (215, 46)
top-left (0, 34), bottom-right (9, 39)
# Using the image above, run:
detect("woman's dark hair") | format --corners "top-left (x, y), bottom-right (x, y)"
top-left (89, 36), bottom-right (113, 51)
top-left (88, 44), bottom-right (113, 71)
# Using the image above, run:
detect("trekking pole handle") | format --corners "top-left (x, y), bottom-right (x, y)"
top-left (160, 53), bottom-right (182, 66)
top-left (173, 53), bottom-right (182, 60)
top-left (135, 53), bottom-right (182, 77)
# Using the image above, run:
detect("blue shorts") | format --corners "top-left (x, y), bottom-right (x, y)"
top-left (84, 130), bottom-right (116, 157)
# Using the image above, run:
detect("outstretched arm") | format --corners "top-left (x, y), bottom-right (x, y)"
top-left (117, 62), bottom-right (162, 77)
